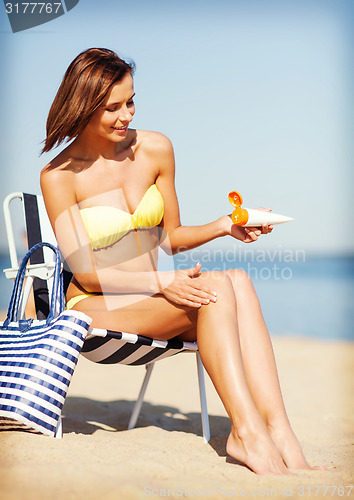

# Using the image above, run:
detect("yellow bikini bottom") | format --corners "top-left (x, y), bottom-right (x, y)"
top-left (66, 294), bottom-right (94, 310)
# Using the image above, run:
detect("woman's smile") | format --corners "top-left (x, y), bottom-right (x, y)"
top-left (112, 125), bottom-right (128, 135)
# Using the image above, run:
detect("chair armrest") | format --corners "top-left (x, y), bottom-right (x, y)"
top-left (3, 262), bottom-right (59, 281)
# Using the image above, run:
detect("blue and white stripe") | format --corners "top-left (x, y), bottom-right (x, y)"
top-left (0, 310), bottom-right (92, 437)
top-left (82, 328), bottom-right (198, 365)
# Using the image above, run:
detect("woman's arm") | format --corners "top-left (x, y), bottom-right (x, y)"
top-left (154, 134), bottom-right (269, 255)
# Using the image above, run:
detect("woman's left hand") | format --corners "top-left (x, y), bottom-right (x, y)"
top-left (219, 208), bottom-right (273, 243)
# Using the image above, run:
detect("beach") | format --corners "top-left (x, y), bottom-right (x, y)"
top-left (0, 335), bottom-right (353, 500)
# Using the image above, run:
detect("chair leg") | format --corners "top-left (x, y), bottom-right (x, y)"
top-left (55, 415), bottom-right (63, 439)
top-left (128, 363), bottom-right (155, 430)
top-left (196, 353), bottom-right (210, 443)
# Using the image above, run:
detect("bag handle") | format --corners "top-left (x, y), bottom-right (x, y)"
top-left (3, 242), bottom-right (64, 327)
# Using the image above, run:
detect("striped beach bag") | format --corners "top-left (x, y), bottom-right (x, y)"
top-left (0, 242), bottom-right (92, 437)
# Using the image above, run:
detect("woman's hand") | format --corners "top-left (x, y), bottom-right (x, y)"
top-left (219, 209), bottom-right (273, 244)
top-left (159, 262), bottom-right (217, 308)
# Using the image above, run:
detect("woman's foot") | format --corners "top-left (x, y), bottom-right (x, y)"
top-left (226, 426), bottom-right (291, 475)
top-left (267, 422), bottom-right (323, 470)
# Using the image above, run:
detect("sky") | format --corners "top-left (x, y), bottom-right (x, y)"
top-left (0, 0), bottom-right (353, 257)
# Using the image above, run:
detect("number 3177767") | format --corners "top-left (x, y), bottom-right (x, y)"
top-left (5, 3), bottom-right (62, 14)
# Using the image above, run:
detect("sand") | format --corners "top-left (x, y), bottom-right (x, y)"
top-left (0, 336), bottom-right (353, 500)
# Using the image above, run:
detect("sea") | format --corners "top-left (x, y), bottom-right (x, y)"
top-left (1, 250), bottom-right (353, 341)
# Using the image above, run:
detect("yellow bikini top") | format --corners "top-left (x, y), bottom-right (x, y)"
top-left (80, 184), bottom-right (164, 250)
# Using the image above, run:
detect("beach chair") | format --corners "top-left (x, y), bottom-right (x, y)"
top-left (2, 192), bottom-right (210, 442)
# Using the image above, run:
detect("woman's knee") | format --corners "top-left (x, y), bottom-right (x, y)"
top-left (226, 268), bottom-right (253, 285)
top-left (224, 269), bottom-right (259, 303)
top-left (199, 270), bottom-right (235, 295)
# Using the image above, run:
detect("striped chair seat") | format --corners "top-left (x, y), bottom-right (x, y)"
top-left (82, 329), bottom-right (197, 365)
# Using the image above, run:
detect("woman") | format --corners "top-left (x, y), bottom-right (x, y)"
top-left (41, 47), bottom-right (315, 475)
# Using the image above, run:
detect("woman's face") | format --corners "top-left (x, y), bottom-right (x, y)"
top-left (86, 73), bottom-right (135, 142)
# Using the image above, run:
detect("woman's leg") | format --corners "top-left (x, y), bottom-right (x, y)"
top-left (73, 272), bottom-right (289, 475)
top-left (191, 273), bottom-right (290, 475)
top-left (223, 268), bottom-right (313, 469)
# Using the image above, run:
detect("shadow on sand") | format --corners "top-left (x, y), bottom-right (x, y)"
top-left (63, 396), bottom-right (230, 457)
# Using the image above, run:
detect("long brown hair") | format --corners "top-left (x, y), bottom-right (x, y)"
top-left (42, 48), bottom-right (135, 153)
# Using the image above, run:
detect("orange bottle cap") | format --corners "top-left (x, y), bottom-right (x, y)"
top-left (228, 191), bottom-right (243, 208)
top-left (231, 207), bottom-right (249, 226)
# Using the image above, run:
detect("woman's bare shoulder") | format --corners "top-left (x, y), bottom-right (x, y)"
top-left (136, 129), bottom-right (174, 156)
top-left (41, 149), bottom-right (78, 183)
top-left (40, 150), bottom-right (78, 201)
top-left (135, 131), bottom-right (175, 178)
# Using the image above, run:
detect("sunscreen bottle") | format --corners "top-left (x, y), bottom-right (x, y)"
top-left (228, 191), bottom-right (293, 227)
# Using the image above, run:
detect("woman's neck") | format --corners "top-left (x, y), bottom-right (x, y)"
top-left (71, 129), bottom-right (137, 161)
